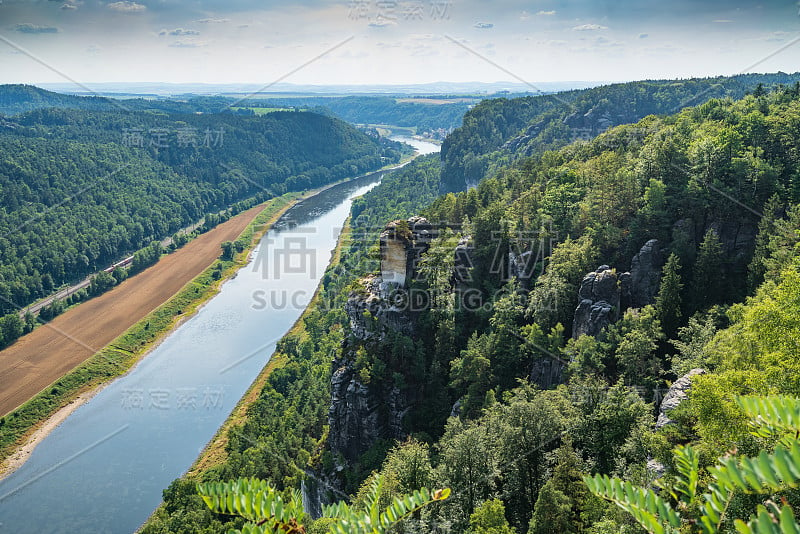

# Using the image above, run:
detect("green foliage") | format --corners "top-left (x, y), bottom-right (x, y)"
top-left (583, 474), bottom-right (681, 534)
top-left (528, 481), bottom-right (573, 534)
top-left (655, 253), bottom-right (683, 339)
top-left (0, 105), bottom-right (390, 312)
top-left (197, 474), bottom-right (450, 534)
top-left (586, 396), bottom-right (800, 534)
top-left (691, 230), bottom-right (725, 312)
top-left (197, 478), bottom-right (307, 533)
top-left (441, 72), bottom-right (800, 192)
top-left (469, 499), bottom-right (516, 534)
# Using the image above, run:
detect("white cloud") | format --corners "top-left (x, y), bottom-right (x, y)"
top-left (60, 2), bottom-right (78, 10)
top-left (368, 20), bottom-right (396, 28)
top-left (712, 19), bottom-right (733, 23)
top-left (474, 22), bottom-right (494, 29)
top-left (14, 23), bottom-right (59, 34)
top-left (169, 39), bottom-right (206, 48)
top-left (159, 28), bottom-right (200, 36)
top-left (537, 10), bottom-right (556, 16)
top-left (194, 18), bottom-right (230, 24)
top-left (572, 23), bottom-right (608, 31)
top-left (107, 1), bottom-right (146, 12)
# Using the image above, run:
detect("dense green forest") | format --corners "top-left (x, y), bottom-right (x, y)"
top-left (0, 86), bottom-right (470, 135)
top-left (140, 74), bottom-right (800, 533)
top-left (441, 72), bottom-right (800, 192)
top-left (0, 102), bottom-right (405, 325)
top-left (0, 84), bottom-right (237, 116)
top-left (239, 96), bottom-right (471, 134)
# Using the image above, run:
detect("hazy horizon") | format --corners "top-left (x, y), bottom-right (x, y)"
top-left (0, 1), bottom-right (798, 91)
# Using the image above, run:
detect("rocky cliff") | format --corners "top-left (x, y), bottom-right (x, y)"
top-left (572, 265), bottom-right (621, 339)
top-left (328, 217), bottom-right (434, 464)
top-left (573, 239), bottom-right (667, 339)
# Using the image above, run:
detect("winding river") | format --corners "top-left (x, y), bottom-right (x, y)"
top-left (0, 137), bottom-right (439, 533)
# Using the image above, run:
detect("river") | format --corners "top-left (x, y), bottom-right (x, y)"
top-left (0, 137), bottom-right (438, 533)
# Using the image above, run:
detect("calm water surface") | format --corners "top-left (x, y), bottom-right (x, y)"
top-left (0, 137), bottom-right (439, 534)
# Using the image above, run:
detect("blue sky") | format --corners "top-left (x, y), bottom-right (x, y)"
top-left (0, 0), bottom-right (798, 86)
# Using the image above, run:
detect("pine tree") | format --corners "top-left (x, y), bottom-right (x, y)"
top-left (747, 194), bottom-right (782, 292)
top-left (655, 253), bottom-right (683, 339)
top-left (691, 229), bottom-right (724, 312)
top-left (528, 480), bottom-right (573, 534)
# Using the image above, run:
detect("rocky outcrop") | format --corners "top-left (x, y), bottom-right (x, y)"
top-left (328, 217), bottom-right (433, 464)
top-left (574, 240), bottom-right (669, 338)
top-left (530, 353), bottom-right (567, 389)
top-left (572, 266), bottom-right (621, 339)
top-left (379, 216), bottom-right (433, 292)
top-left (672, 218), bottom-right (757, 266)
top-left (621, 239), bottom-right (665, 309)
top-left (328, 361), bottom-right (412, 463)
top-left (453, 235), bottom-right (474, 289)
top-left (656, 369), bottom-right (705, 429)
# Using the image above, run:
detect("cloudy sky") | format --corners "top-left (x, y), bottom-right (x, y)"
top-left (0, 0), bottom-right (798, 87)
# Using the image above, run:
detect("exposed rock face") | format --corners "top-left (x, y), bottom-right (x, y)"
top-left (379, 216), bottom-right (433, 292)
top-left (673, 218), bottom-right (757, 267)
top-left (624, 239), bottom-right (665, 309)
top-left (707, 220), bottom-right (757, 265)
top-left (574, 240), bottom-right (668, 339)
top-left (656, 369), bottom-right (705, 429)
top-left (344, 275), bottom-right (414, 340)
top-left (328, 361), bottom-right (411, 463)
top-left (328, 217), bottom-right (433, 464)
top-left (509, 249), bottom-right (543, 290)
top-left (530, 353), bottom-right (567, 389)
top-left (572, 266), bottom-right (621, 339)
top-left (453, 235), bottom-right (474, 290)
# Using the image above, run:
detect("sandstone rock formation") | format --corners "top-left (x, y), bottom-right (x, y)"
top-left (328, 217), bottom-right (434, 464)
top-left (572, 265), bottom-right (621, 339)
top-left (656, 368), bottom-right (705, 429)
top-left (621, 239), bottom-right (665, 310)
top-left (379, 216), bottom-right (433, 291)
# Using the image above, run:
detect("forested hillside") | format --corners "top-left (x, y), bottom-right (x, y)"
top-left (245, 95), bottom-right (470, 133)
top-left (0, 105), bottom-right (404, 316)
top-left (0, 86), bottom-right (470, 135)
top-left (145, 78), bottom-right (800, 533)
top-left (441, 72), bottom-right (800, 191)
top-left (0, 84), bottom-right (237, 116)
top-left (340, 84), bottom-right (800, 532)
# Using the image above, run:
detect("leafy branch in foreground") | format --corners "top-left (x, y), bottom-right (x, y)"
top-left (584, 395), bottom-right (800, 534)
top-left (197, 474), bottom-right (449, 534)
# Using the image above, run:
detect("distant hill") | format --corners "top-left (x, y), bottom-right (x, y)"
top-left (0, 84), bottom-right (119, 115)
top-left (0, 84), bottom-right (237, 116)
top-left (440, 72), bottom-right (800, 191)
top-left (0, 106), bottom-right (403, 313)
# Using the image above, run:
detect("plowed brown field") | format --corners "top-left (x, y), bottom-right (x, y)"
top-left (0, 204), bottom-right (265, 416)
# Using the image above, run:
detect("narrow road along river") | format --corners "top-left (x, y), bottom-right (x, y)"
top-left (0, 137), bottom-right (438, 534)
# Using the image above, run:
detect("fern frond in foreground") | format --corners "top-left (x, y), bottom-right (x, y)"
top-left (197, 474), bottom-right (449, 534)
top-left (585, 395), bottom-right (800, 534)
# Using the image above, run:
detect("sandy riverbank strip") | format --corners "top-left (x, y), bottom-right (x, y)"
top-left (0, 164), bottom-right (397, 482)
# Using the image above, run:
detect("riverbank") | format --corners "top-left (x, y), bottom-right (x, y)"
top-left (186, 220), bottom-right (353, 478)
top-left (0, 167), bottom-right (389, 480)
top-left (0, 196), bottom-right (290, 479)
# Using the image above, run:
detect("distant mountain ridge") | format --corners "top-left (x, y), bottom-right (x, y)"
top-left (440, 71), bottom-right (800, 191)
